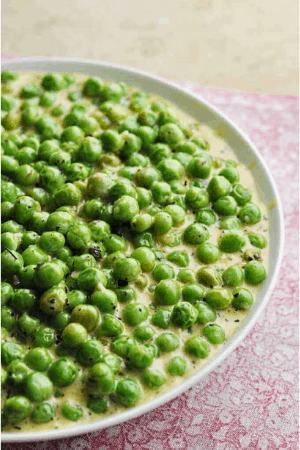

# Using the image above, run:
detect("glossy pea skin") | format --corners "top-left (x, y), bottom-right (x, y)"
top-left (114, 286), bottom-right (137, 303)
top-left (185, 336), bottom-right (210, 359)
top-left (153, 263), bottom-right (175, 281)
top-left (171, 302), bottom-right (198, 329)
top-left (87, 362), bottom-right (115, 396)
top-left (238, 203), bottom-right (262, 224)
top-left (177, 269), bottom-right (196, 284)
top-left (232, 287), bottom-right (254, 310)
top-left (114, 257), bottom-right (141, 282)
top-left (98, 314), bottom-right (124, 337)
top-left (244, 261), bottom-right (267, 284)
top-left (123, 302), bottom-right (149, 326)
top-left (133, 324), bottom-right (155, 342)
top-left (71, 304), bottom-right (100, 332)
top-left (194, 301), bottom-right (216, 324)
top-left (182, 284), bottom-right (205, 303)
top-left (48, 358), bottom-right (78, 386)
top-left (156, 332), bottom-right (179, 352)
top-left (11, 289), bottom-right (37, 313)
top-left (167, 250), bottom-right (189, 267)
top-left (197, 243), bottom-right (221, 264)
top-left (110, 335), bottom-right (137, 358)
top-left (1, 307), bottom-right (16, 330)
top-left (219, 231), bottom-right (246, 253)
top-left (151, 307), bottom-right (171, 329)
top-left (77, 268), bottom-right (107, 291)
top-left (34, 327), bottom-right (56, 348)
top-left (3, 396), bottom-right (32, 423)
top-left (142, 368), bottom-right (166, 389)
top-left (204, 288), bottom-right (232, 309)
top-left (90, 289), bottom-right (117, 314)
top-left (1, 249), bottom-right (23, 277)
top-left (213, 195), bottom-right (237, 216)
top-left (31, 402), bottom-right (55, 423)
top-left (167, 356), bottom-right (187, 376)
top-left (116, 377), bottom-right (141, 406)
top-left (203, 324), bottom-right (225, 344)
top-left (184, 223), bottom-right (210, 245)
top-left (6, 360), bottom-right (31, 385)
top-left (155, 279), bottom-right (181, 305)
top-left (185, 187), bottom-right (209, 210)
top-left (24, 372), bottom-right (54, 402)
top-left (40, 287), bottom-right (67, 315)
top-left (61, 402), bottom-right (83, 421)
top-left (222, 265), bottom-right (244, 287)
top-left (248, 232), bottom-right (267, 249)
top-left (34, 262), bottom-right (64, 290)
top-left (131, 247), bottom-right (156, 272)
top-left (127, 344), bottom-right (155, 369)
top-left (62, 323), bottom-right (88, 348)
top-left (207, 176), bottom-right (231, 201)
top-left (1, 282), bottom-right (13, 306)
top-left (77, 340), bottom-right (104, 366)
top-left (25, 348), bottom-right (52, 371)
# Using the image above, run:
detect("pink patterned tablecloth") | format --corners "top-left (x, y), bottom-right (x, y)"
top-left (2, 55), bottom-right (299, 450)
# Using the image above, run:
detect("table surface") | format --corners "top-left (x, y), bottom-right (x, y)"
top-left (1, 0), bottom-right (298, 95)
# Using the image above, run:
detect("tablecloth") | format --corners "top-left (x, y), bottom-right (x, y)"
top-left (1, 55), bottom-right (299, 450)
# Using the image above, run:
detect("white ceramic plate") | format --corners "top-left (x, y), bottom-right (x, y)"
top-left (1, 57), bottom-right (285, 443)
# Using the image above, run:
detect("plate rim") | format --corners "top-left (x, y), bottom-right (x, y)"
top-left (1, 56), bottom-right (285, 443)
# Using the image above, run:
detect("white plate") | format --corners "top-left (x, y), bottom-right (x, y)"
top-left (1, 57), bottom-right (285, 443)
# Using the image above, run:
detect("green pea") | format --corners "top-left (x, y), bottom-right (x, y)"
top-left (158, 123), bottom-right (184, 146)
top-left (1, 282), bottom-right (13, 305)
top-left (21, 83), bottom-right (41, 98)
top-left (83, 77), bottom-right (104, 96)
top-left (177, 269), bottom-right (196, 284)
top-left (103, 234), bottom-right (127, 253)
top-left (127, 344), bottom-right (154, 369)
top-left (219, 231), bottom-right (246, 253)
top-left (13, 196), bottom-right (40, 224)
top-left (244, 261), bottom-right (267, 284)
top-left (77, 268), bottom-right (107, 291)
top-left (32, 402), bottom-right (55, 423)
top-left (222, 265), bottom-right (244, 286)
top-left (187, 154), bottom-right (212, 179)
top-left (194, 301), bottom-right (216, 324)
top-left (182, 284), bottom-right (205, 303)
top-left (112, 195), bottom-right (140, 222)
top-left (90, 289), bottom-right (117, 314)
top-left (34, 327), bottom-right (56, 348)
top-left (167, 356), bottom-right (187, 376)
top-left (62, 402), bottom-right (83, 421)
top-left (131, 247), bottom-right (155, 272)
top-left (39, 91), bottom-right (57, 107)
top-left (98, 353), bottom-right (120, 374)
top-left (171, 302), bottom-right (198, 328)
top-left (62, 323), bottom-right (88, 348)
top-left (48, 357), bottom-right (78, 386)
top-left (114, 258), bottom-right (141, 282)
top-left (156, 332), bottom-right (179, 352)
top-left (203, 324), bottom-right (225, 344)
top-left (248, 232), bottom-right (267, 249)
top-left (1, 342), bottom-right (26, 366)
top-left (41, 73), bottom-right (65, 91)
top-left (11, 289), bottom-right (37, 313)
top-left (232, 287), bottom-right (254, 310)
top-left (164, 205), bottom-right (186, 227)
top-left (72, 254), bottom-right (96, 271)
top-left (123, 302), bottom-right (149, 326)
top-left (98, 314), bottom-right (124, 337)
top-left (157, 158), bottom-right (184, 182)
top-left (6, 360), bottom-right (31, 385)
top-left (238, 203), bottom-right (262, 224)
top-left (1, 306), bottom-right (16, 330)
top-left (25, 348), bottom-right (52, 371)
top-left (34, 262), bottom-right (64, 290)
top-left (87, 398), bottom-right (109, 413)
top-left (116, 377), bottom-right (141, 406)
top-left (183, 223), bottom-right (210, 245)
top-left (87, 362), bottom-right (115, 396)
top-left (110, 335), bottom-right (137, 358)
top-left (130, 213), bottom-right (154, 233)
top-left (219, 216), bottom-right (241, 230)
top-left (185, 187), bottom-right (209, 210)
top-left (71, 304), bottom-right (100, 332)
top-left (142, 368), bottom-right (166, 389)
top-left (115, 286), bottom-right (137, 303)
top-left (167, 250), bottom-right (189, 267)
top-left (231, 183), bottom-right (252, 206)
top-left (205, 288), bottom-right (232, 309)
top-left (133, 231), bottom-right (155, 248)
top-left (213, 195), bottom-right (237, 216)
top-left (185, 336), bottom-right (210, 359)
top-left (24, 372), bottom-right (54, 402)
top-left (22, 244), bottom-right (48, 266)
top-left (155, 279), bottom-right (181, 305)
top-left (133, 324), bottom-right (155, 342)
top-left (207, 175), bottom-right (231, 201)
top-left (3, 396), bottom-right (32, 422)
top-left (219, 166), bottom-right (240, 183)
top-left (17, 313), bottom-right (40, 336)
top-left (52, 311), bottom-right (71, 331)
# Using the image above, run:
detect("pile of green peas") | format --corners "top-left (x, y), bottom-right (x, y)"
top-left (1, 70), bottom-right (268, 430)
